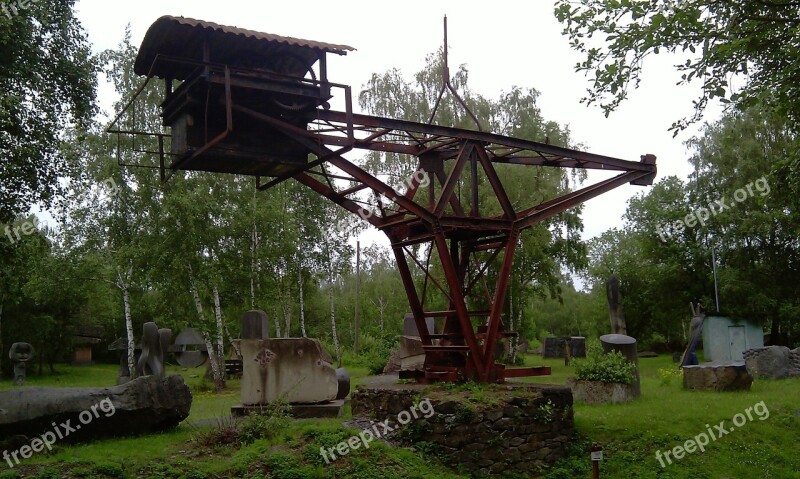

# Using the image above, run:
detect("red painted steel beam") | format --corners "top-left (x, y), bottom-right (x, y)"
top-left (475, 145), bottom-right (515, 219)
top-left (481, 229), bottom-right (520, 379)
top-left (314, 109), bottom-right (657, 174)
top-left (294, 173), bottom-right (382, 229)
top-left (434, 143), bottom-right (471, 218)
top-left (432, 227), bottom-right (485, 376)
top-left (515, 170), bottom-right (650, 230)
top-left (391, 245), bottom-right (433, 346)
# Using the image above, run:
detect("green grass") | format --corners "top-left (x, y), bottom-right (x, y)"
top-left (3, 355), bottom-right (799, 478)
top-left (532, 354), bottom-right (800, 478)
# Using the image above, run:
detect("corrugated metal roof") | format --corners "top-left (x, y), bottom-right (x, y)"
top-left (165, 16), bottom-right (354, 54)
top-left (134, 15), bottom-right (355, 78)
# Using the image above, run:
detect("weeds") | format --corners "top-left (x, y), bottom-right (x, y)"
top-left (193, 397), bottom-right (291, 449)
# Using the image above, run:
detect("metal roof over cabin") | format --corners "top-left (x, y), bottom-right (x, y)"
top-left (134, 15), bottom-right (355, 80)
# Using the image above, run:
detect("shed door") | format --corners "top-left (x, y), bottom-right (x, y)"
top-left (728, 325), bottom-right (746, 360)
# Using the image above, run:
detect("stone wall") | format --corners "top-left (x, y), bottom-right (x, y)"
top-left (351, 383), bottom-right (573, 476)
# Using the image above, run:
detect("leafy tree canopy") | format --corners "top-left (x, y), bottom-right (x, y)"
top-left (554, 0), bottom-right (800, 133)
top-left (0, 0), bottom-right (96, 222)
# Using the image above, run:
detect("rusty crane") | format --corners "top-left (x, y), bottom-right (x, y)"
top-left (109, 15), bottom-right (656, 383)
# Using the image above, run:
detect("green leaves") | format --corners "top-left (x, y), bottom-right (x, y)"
top-left (0, 0), bottom-right (97, 222)
top-left (574, 348), bottom-right (636, 384)
top-left (553, 0), bottom-right (800, 131)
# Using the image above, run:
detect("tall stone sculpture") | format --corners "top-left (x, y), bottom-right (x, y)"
top-left (9, 342), bottom-right (34, 386)
top-left (136, 322), bottom-right (165, 379)
top-left (606, 273), bottom-right (627, 335)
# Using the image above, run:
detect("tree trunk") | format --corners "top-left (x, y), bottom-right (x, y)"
top-left (188, 265), bottom-right (224, 391)
top-left (299, 270), bottom-right (307, 337)
top-left (200, 330), bottom-right (224, 390)
top-left (375, 297), bottom-right (385, 333)
top-left (212, 285), bottom-right (226, 383)
top-left (282, 287), bottom-right (292, 338)
top-left (250, 187), bottom-right (259, 310)
top-left (770, 307), bottom-right (783, 345)
top-left (329, 271), bottom-right (341, 367)
top-left (118, 268), bottom-right (135, 379)
top-left (250, 229), bottom-right (258, 310)
top-left (271, 307), bottom-right (282, 338)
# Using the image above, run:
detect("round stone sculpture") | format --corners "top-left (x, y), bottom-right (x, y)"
top-left (171, 328), bottom-right (208, 368)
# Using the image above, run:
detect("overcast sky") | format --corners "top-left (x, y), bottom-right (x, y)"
top-left (74, 0), bottom-right (722, 245)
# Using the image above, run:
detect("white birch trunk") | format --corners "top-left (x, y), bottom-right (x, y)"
top-left (282, 288), bottom-right (292, 338)
top-left (188, 265), bottom-right (223, 390)
top-left (117, 267), bottom-right (135, 378)
top-left (250, 228), bottom-right (257, 310)
top-left (376, 297), bottom-right (386, 333)
top-left (200, 330), bottom-right (223, 388)
top-left (329, 270), bottom-right (341, 367)
top-left (250, 188), bottom-right (259, 310)
top-left (272, 307), bottom-right (282, 338)
top-left (299, 270), bottom-right (307, 337)
top-left (213, 285), bottom-right (226, 380)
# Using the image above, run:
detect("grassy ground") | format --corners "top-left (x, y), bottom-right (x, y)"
top-left (1, 355), bottom-right (798, 478)
top-left (525, 354), bottom-right (800, 478)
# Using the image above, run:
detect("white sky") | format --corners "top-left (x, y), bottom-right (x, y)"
top-left (74, 0), bottom-right (722, 245)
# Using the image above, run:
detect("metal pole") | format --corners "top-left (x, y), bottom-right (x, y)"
top-left (711, 246), bottom-right (720, 311)
top-left (354, 240), bottom-right (360, 354)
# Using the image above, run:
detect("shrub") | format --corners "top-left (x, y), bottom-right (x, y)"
top-left (573, 347), bottom-right (636, 384)
top-left (238, 398), bottom-right (291, 445)
top-left (193, 398), bottom-right (291, 449)
top-left (193, 415), bottom-right (240, 448)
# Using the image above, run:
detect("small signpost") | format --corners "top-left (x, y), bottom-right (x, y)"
top-left (590, 443), bottom-right (603, 478)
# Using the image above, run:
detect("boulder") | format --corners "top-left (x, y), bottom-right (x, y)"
top-left (791, 348), bottom-right (800, 377)
top-left (683, 362), bottom-right (753, 391)
top-left (0, 375), bottom-right (192, 443)
top-left (744, 346), bottom-right (792, 379)
top-left (383, 348), bottom-right (402, 374)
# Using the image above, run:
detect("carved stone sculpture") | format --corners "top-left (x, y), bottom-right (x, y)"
top-left (136, 322), bottom-right (164, 379)
top-left (9, 342), bottom-right (34, 386)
